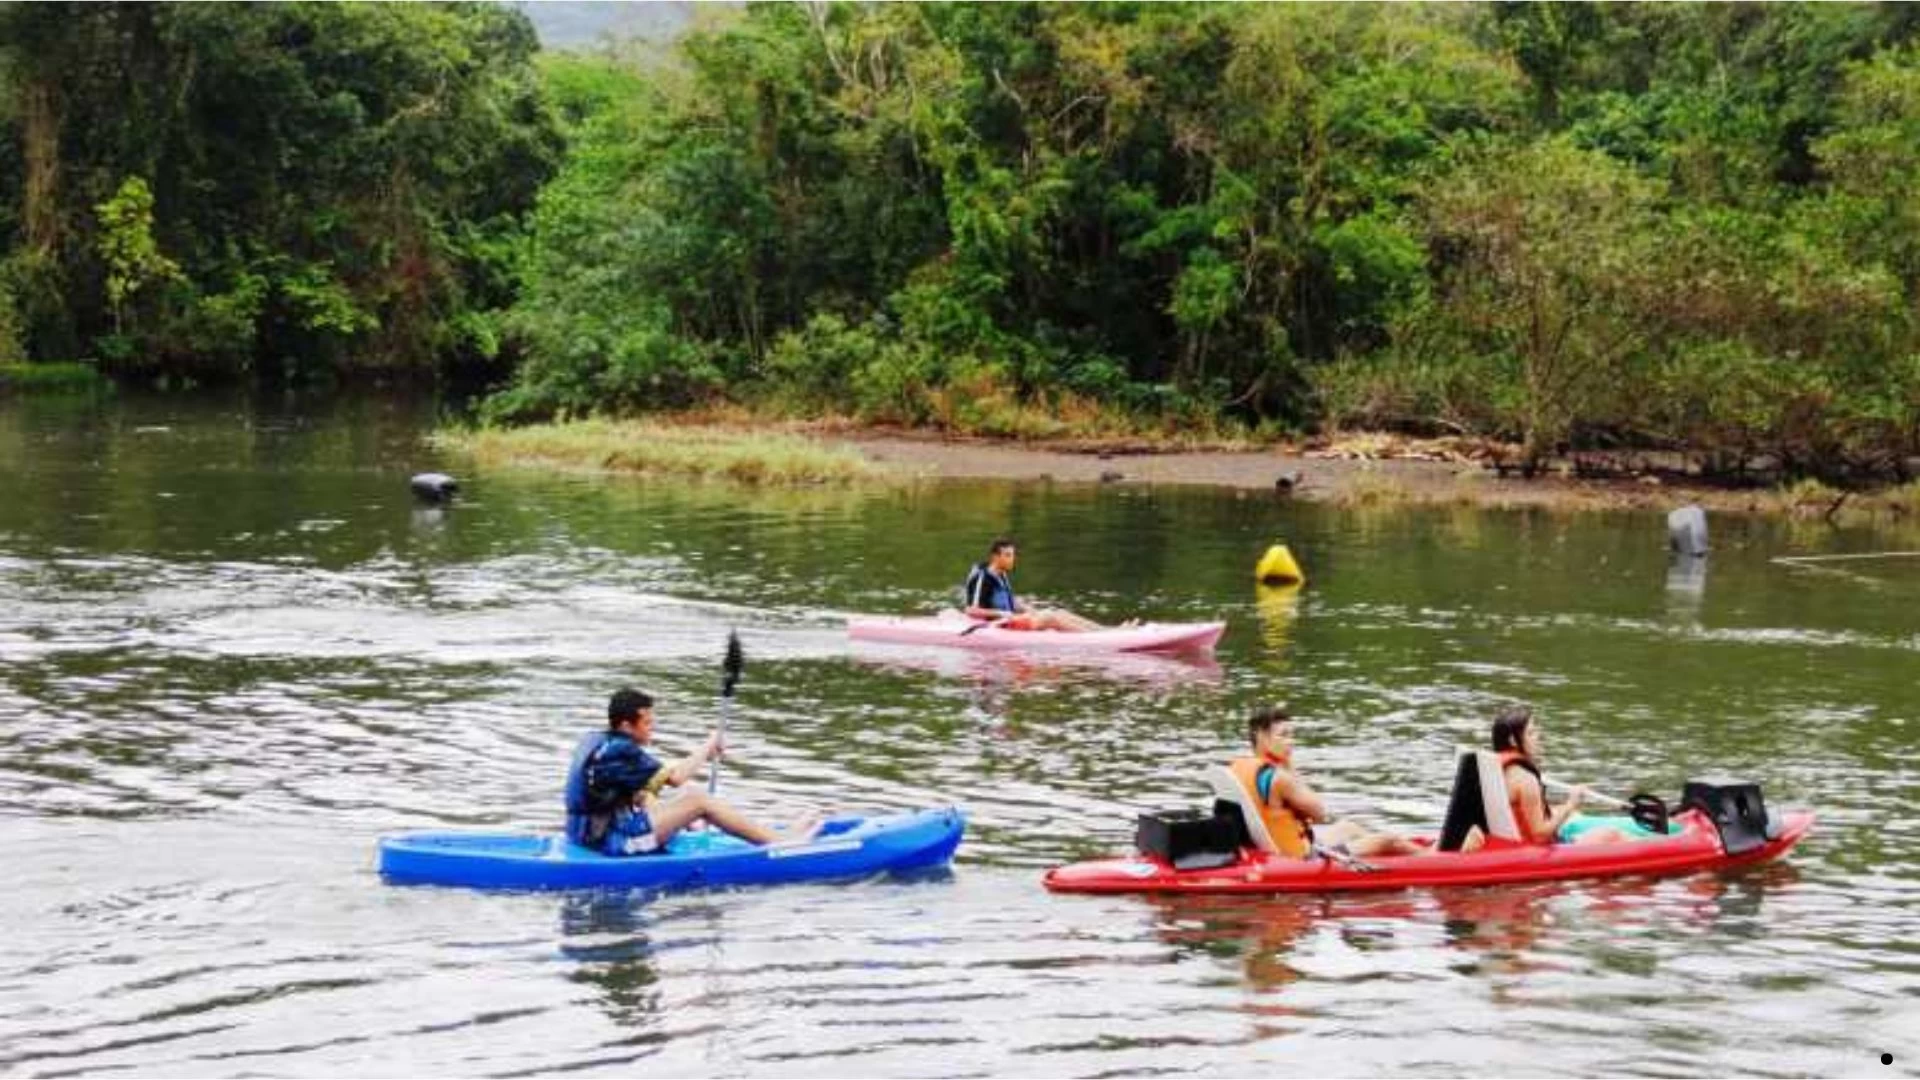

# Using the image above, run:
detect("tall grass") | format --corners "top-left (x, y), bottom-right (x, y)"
top-left (436, 419), bottom-right (882, 485)
top-left (0, 362), bottom-right (109, 394)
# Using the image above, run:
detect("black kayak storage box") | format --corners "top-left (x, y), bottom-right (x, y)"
top-left (1136, 803), bottom-right (1244, 871)
top-left (1682, 779), bottom-right (1779, 856)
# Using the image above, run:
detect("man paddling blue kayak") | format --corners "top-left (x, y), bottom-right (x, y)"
top-left (962, 537), bottom-right (1134, 632)
top-left (377, 643), bottom-right (964, 891)
top-left (564, 688), bottom-right (817, 855)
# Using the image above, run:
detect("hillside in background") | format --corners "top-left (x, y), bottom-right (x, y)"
top-left (513, 1), bottom-right (706, 49)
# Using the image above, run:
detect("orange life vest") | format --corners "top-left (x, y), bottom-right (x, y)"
top-left (1498, 749), bottom-right (1551, 845)
top-left (1228, 753), bottom-right (1313, 858)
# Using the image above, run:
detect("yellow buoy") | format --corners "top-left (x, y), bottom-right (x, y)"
top-left (1255, 543), bottom-right (1304, 586)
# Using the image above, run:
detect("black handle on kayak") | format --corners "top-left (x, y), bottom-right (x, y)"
top-left (1628, 793), bottom-right (1670, 834)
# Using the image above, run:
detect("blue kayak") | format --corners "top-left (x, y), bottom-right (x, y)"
top-left (378, 807), bottom-right (965, 891)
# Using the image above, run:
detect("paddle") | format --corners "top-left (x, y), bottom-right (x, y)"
top-left (1542, 777), bottom-right (1671, 834)
top-left (1311, 842), bottom-right (1379, 873)
top-left (709, 630), bottom-right (743, 796)
top-left (1542, 775), bottom-right (1630, 809)
top-left (1441, 742), bottom-right (1671, 834)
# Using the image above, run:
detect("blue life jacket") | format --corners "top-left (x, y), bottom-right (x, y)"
top-left (564, 730), bottom-right (662, 846)
top-left (963, 562), bottom-right (1017, 613)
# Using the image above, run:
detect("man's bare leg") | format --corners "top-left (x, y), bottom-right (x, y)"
top-left (1322, 819), bottom-right (1428, 858)
top-left (648, 791), bottom-right (779, 845)
top-left (1034, 609), bottom-right (1104, 632)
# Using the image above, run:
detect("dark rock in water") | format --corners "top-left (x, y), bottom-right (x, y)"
top-left (1274, 470), bottom-right (1306, 496)
top-left (1099, 470), bottom-right (1125, 483)
top-left (410, 473), bottom-right (459, 504)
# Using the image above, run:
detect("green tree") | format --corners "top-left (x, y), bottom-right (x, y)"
top-left (0, 2), bottom-right (560, 374)
top-left (94, 176), bottom-right (179, 338)
top-left (1414, 138), bottom-right (1662, 465)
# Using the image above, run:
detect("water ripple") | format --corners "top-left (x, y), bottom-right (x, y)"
top-left (3, 395), bottom-right (1917, 1075)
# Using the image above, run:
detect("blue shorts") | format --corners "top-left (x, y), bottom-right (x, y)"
top-left (1557, 813), bottom-right (1671, 843)
top-left (600, 807), bottom-right (661, 856)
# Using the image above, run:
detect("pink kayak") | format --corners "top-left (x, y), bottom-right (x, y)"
top-left (847, 610), bottom-right (1225, 653)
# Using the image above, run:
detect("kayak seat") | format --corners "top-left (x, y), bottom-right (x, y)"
top-left (1437, 750), bottom-right (1523, 852)
top-left (1206, 766), bottom-right (1280, 854)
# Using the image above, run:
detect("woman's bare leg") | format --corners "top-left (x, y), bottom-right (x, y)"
top-left (1568, 826), bottom-right (1628, 845)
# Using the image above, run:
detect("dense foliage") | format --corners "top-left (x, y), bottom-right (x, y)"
top-left (7, 2), bottom-right (1920, 478)
top-left (0, 2), bottom-right (559, 376)
top-left (489, 2), bottom-right (1920, 478)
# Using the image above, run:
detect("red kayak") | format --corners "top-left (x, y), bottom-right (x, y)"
top-left (1044, 807), bottom-right (1815, 895)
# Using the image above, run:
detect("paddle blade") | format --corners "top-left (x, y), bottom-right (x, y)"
top-left (722, 630), bottom-right (744, 697)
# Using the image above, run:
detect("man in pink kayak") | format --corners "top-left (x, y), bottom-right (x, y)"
top-left (962, 537), bottom-right (1131, 631)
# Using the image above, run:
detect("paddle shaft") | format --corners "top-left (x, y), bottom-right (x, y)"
top-left (710, 631), bottom-right (743, 796)
top-left (1442, 741), bottom-right (1633, 808)
top-left (1543, 775), bottom-right (1630, 809)
top-left (709, 692), bottom-right (731, 795)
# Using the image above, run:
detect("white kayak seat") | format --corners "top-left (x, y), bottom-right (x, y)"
top-left (1207, 765), bottom-right (1279, 854)
top-left (1437, 750), bottom-right (1523, 851)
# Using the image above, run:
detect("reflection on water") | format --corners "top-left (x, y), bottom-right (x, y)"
top-left (1253, 582), bottom-right (1304, 658)
top-left (2, 391), bottom-right (1918, 1076)
top-left (559, 892), bottom-right (670, 1026)
top-left (1665, 553), bottom-right (1708, 622)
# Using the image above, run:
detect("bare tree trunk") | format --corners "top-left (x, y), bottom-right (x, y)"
top-left (23, 80), bottom-right (62, 257)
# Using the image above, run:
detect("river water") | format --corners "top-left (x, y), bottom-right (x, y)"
top-left (1, 390), bottom-right (1916, 1077)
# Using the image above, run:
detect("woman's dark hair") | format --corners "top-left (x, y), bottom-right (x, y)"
top-left (1247, 705), bottom-right (1290, 747)
top-left (608, 688), bottom-right (655, 727)
top-left (988, 537), bottom-right (1017, 556)
top-left (1490, 706), bottom-right (1534, 754)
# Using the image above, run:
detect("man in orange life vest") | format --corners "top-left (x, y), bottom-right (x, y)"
top-left (1229, 706), bottom-right (1427, 859)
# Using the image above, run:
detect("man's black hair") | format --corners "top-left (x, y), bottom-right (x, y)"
top-left (988, 537), bottom-right (1017, 557)
top-left (1247, 705), bottom-right (1290, 747)
top-left (608, 688), bottom-right (655, 727)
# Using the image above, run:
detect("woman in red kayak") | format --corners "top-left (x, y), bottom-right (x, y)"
top-left (1232, 707), bottom-right (1427, 859)
top-left (1492, 706), bottom-right (1626, 846)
